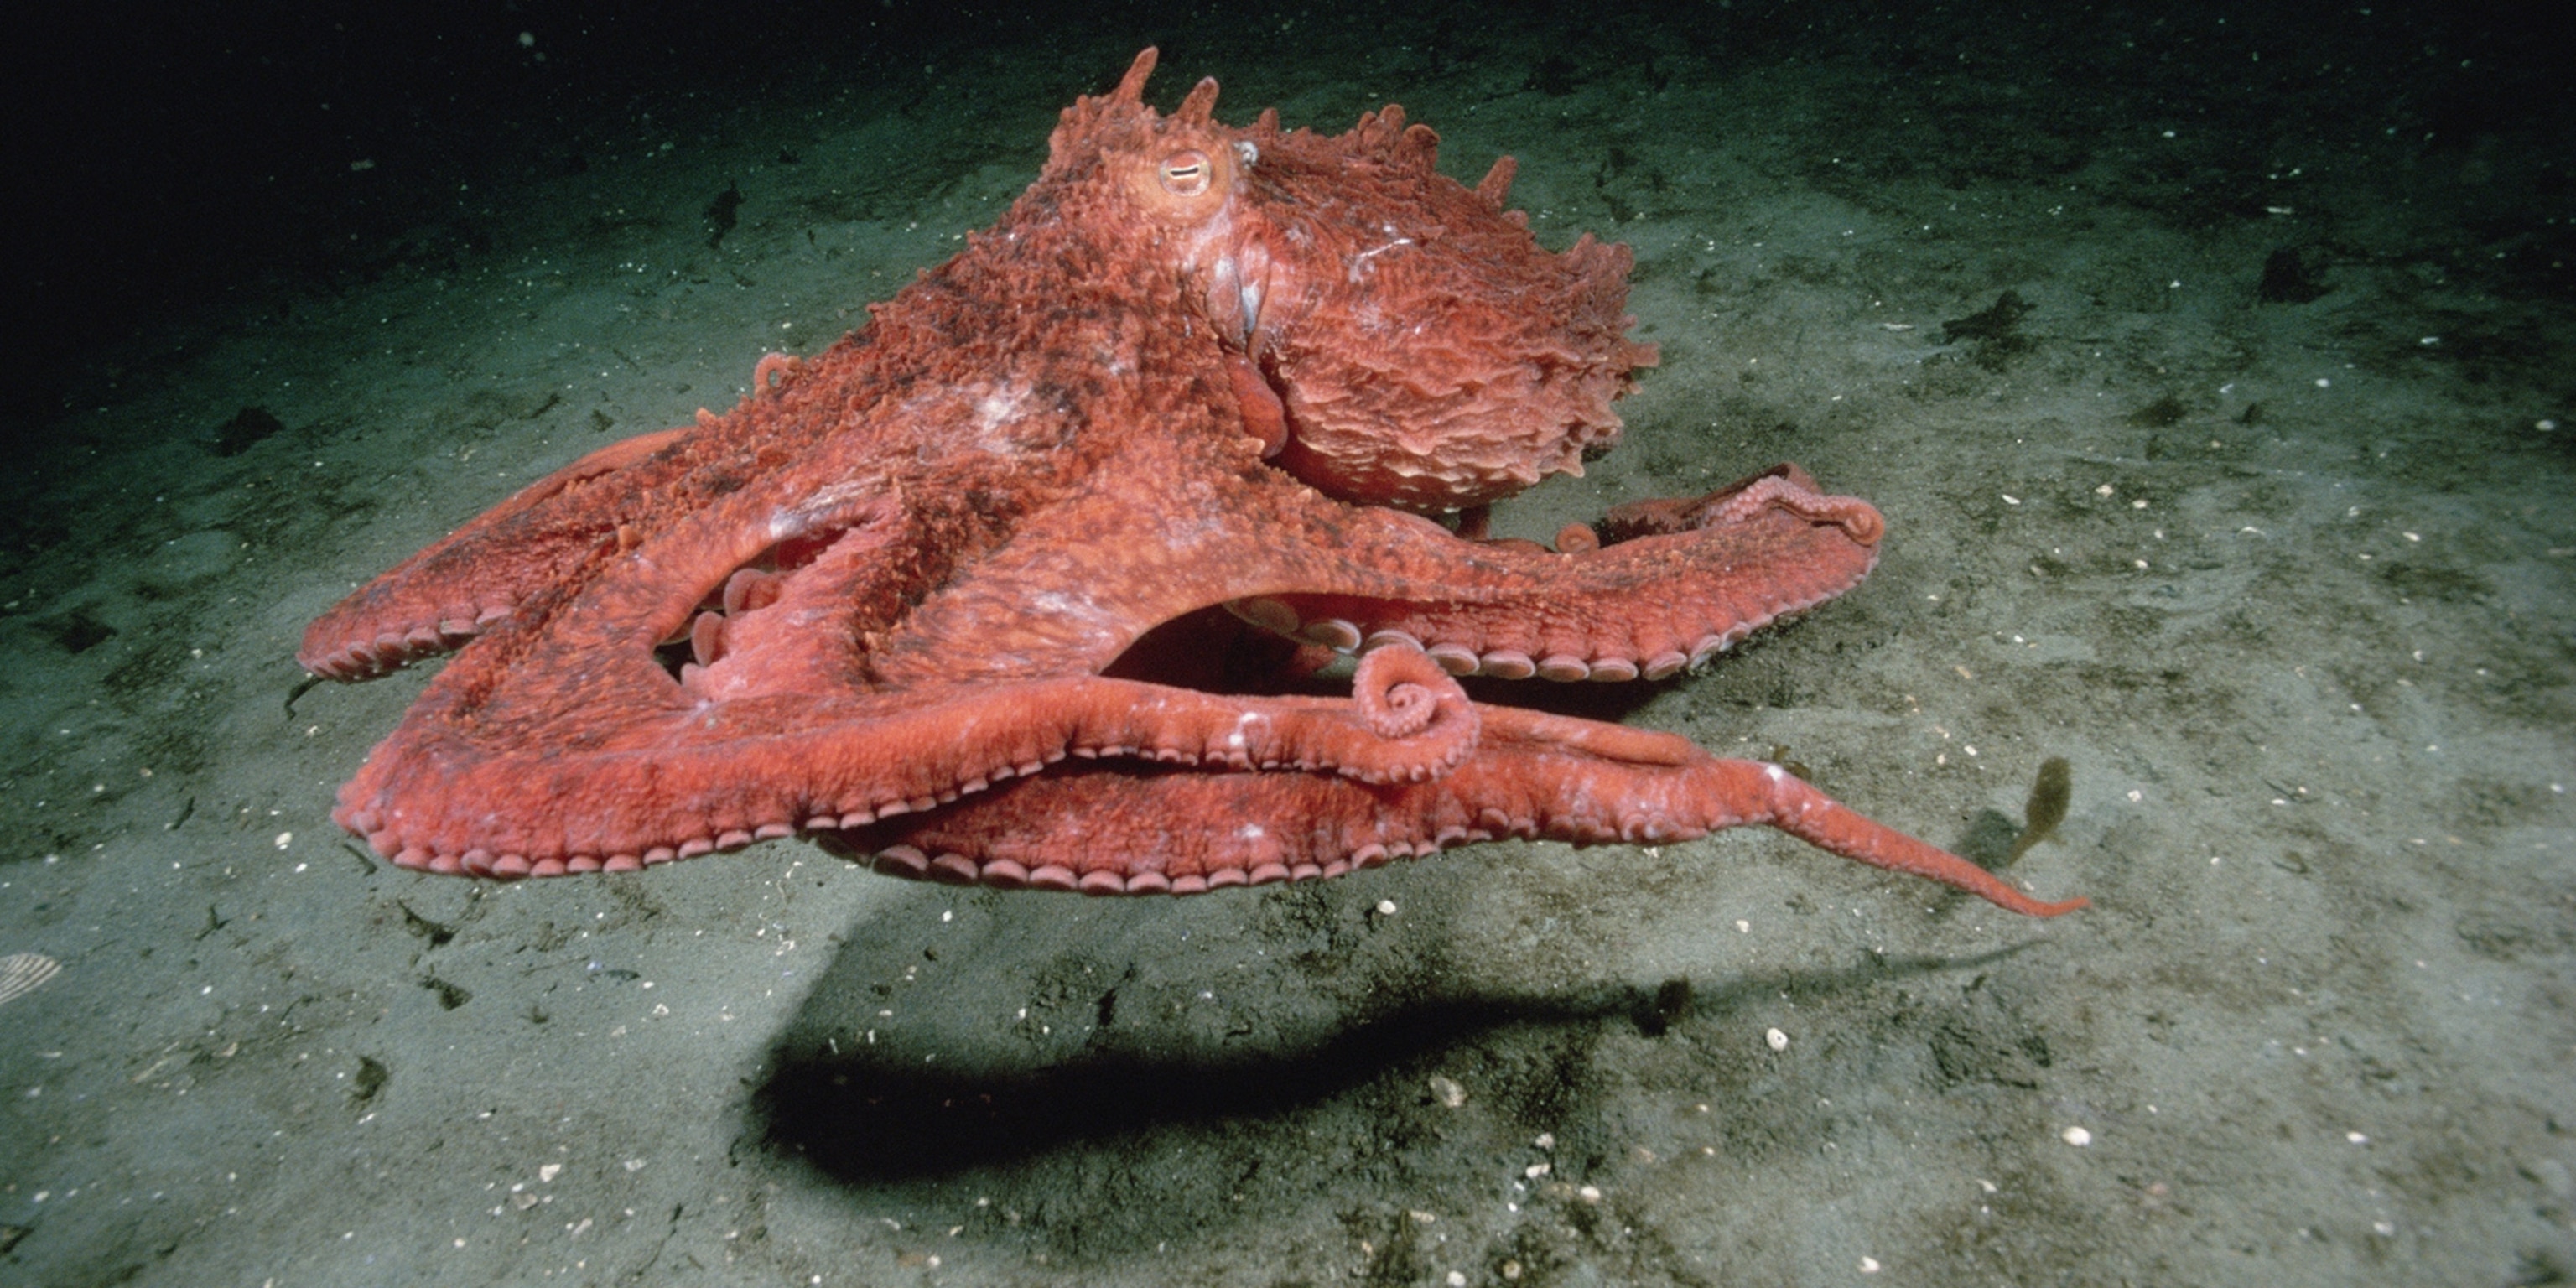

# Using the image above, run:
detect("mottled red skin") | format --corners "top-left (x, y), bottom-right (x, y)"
top-left (299, 50), bottom-right (2084, 919)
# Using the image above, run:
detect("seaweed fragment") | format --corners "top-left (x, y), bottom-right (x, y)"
top-left (2008, 756), bottom-right (2072, 862)
top-left (34, 610), bottom-right (116, 654)
top-left (2258, 246), bottom-right (2327, 304)
top-left (397, 900), bottom-right (456, 947)
top-left (2126, 394), bottom-right (2190, 427)
top-left (704, 181), bottom-right (744, 250)
top-left (1525, 55), bottom-right (1580, 96)
top-left (351, 1054), bottom-right (390, 1104)
top-left (1634, 976), bottom-right (1693, 1037)
top-left (210, 405), bottom-right (284, 456)
top-left (1940, 290), bottom-right (2035, 369)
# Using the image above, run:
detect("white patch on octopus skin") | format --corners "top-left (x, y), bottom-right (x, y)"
top-left (1026, 591), bottom-right (1117, 643)
top-left (769, 479), bottom-right (883, 540)
top-left (970, 381), bottom-right (1046, 455)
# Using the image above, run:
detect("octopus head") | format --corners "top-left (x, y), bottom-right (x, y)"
top-left (1052, 49), bottom-right (1660, 514)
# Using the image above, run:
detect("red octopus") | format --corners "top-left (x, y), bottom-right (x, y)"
top-left (298, 49), bottom-right (2084, 919)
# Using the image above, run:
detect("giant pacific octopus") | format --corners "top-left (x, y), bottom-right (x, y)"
top-left (299, 50), bottom-right (2085, 919)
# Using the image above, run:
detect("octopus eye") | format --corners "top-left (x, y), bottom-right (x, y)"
top-left (1158, 149), bottom-right (1213, 196)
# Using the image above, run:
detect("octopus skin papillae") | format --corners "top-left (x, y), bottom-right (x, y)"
top-left (298, 49), bottom-right (2085, 921)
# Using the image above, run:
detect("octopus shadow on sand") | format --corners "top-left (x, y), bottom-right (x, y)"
top-left (750, 897), bottom-right (2045, 1245)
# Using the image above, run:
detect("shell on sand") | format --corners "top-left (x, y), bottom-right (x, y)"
top-left (0, 953), bottom-right (61, 1006)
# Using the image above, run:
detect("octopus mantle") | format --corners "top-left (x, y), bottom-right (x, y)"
top-left (299, 50), bottom-right (2085, 920)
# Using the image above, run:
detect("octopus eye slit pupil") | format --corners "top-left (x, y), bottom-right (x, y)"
top-left (1158, 151), bottom-right (1216, 196)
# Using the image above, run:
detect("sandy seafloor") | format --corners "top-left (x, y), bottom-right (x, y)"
top-left (3, 4), bottom-right (2572, 1285)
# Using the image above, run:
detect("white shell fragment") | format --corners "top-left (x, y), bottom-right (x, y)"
top-left (0, 953), bottom-right (62, 1007)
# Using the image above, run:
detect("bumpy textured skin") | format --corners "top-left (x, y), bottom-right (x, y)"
top-left (299, 49), bottom-right (2083, 918)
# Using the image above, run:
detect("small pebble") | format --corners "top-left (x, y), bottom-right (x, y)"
top-left (1766, 1027), bottom-right (1789, 1052)
top-left (2061, 1126), bottom-right (2093, 1147)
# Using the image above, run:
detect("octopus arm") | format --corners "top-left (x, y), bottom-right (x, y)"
top-left (1239, 465), bottom-right (1888, 683)
top-left (843, 711), bottom-right (2088, 917)
top-left (867, 458), bottom-right (1884, 695)
top-left (299, 427), bottom-right (693, 679)
top-left (330, 642), bottom-right (1483, 879)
